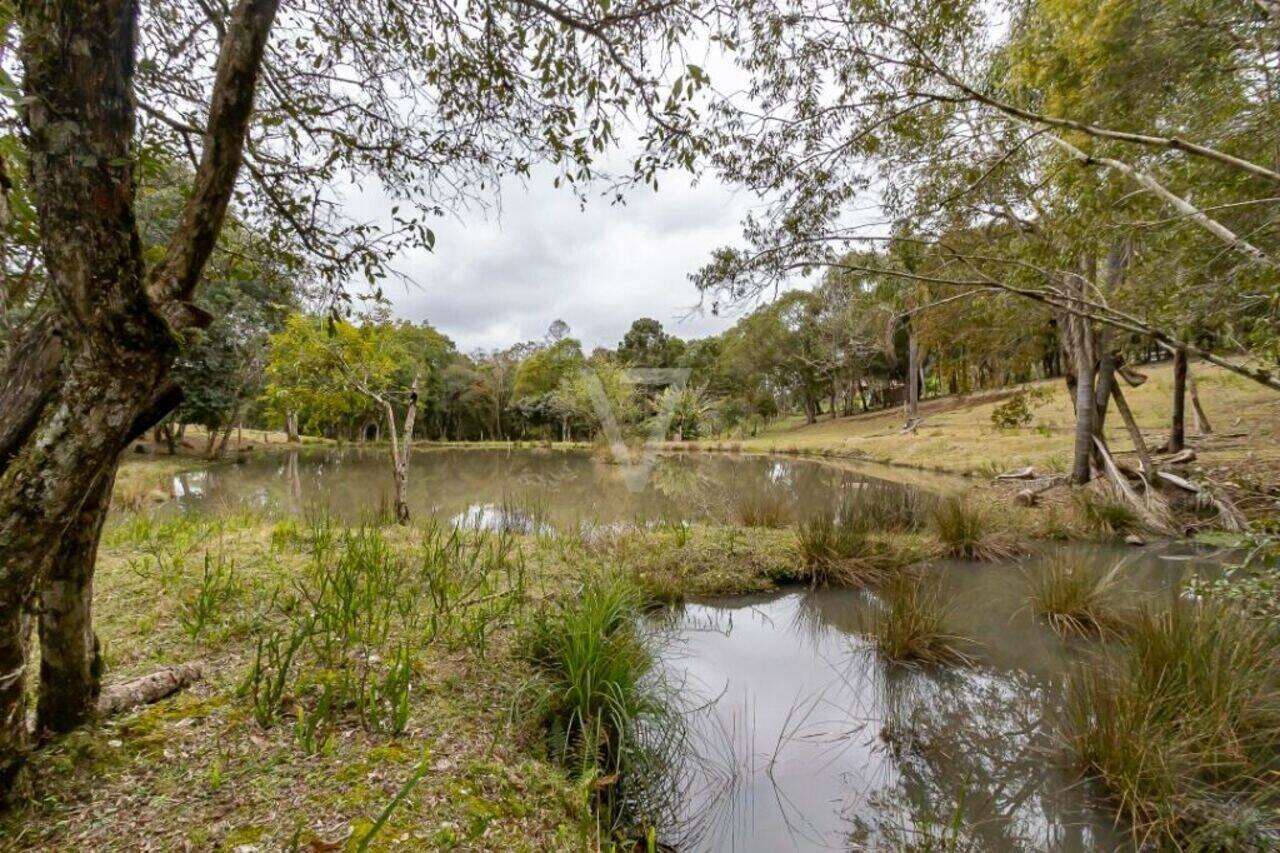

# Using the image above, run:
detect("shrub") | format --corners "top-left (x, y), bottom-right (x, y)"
top-left (1064, 603), bottom-right (1280, 846)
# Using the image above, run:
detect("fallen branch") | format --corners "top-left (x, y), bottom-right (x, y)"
top-left (96, 664), bottom-right (203, 717)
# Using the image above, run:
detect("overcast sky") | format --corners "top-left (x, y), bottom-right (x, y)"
top-left (356, 165), bottom-right (764, 354)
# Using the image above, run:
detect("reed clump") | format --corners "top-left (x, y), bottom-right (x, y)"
top-left (931, 496), bottom-right (1019, 560)
top-left (1064, 602), bottom-right (1280, 847)
top-left (1025, 554), bottom-right (1127, 637)
top-left (866, 571), bottom-right (973, 665)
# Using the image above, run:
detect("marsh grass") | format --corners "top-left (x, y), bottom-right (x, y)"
top-left (866, 572), bottom-right (973, 666)
top-left (516, 574), bottom-right (682, 837)
top-left (1064, 602), bottom-right (1280, 846)
top-left (797, 510), bottom-right (874, 586)
top-left (931, 497), bottom-right (1019, 561)
top-left (842, 482), bottom-right (939, 535)
top-left (1025, 554), bottom-right (1127, 638)
top-left (731, 491), bottom-right (791, 528)
top-left (1074, 488), bottom-right (1142, 537)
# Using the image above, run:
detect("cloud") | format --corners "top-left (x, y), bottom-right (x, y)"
top-left (356, 167), bottom-right (760, 353)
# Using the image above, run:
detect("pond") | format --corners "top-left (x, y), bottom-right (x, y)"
top-left (650, 543), bottom-right (1228, 852)
top-left (167, 447), bottom-right (957, 529)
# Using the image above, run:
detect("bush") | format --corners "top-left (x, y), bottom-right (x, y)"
top-left (1074, 489), bottom-right (1141, 537)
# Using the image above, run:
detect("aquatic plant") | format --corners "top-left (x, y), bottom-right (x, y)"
top-left (516, 573), bottom-right (682, 838)
top-left (1025, 554), bottom-right (1127, 637)
top-left (866, 572), bottom-right (973, 665)
top-left (796, 510), bottom-right (871, 585)
top-left (930, 497), bottom-right (1018, 561)
top-left (841, 482), bottom-right (939, 535)
top-left (1064, 602), bottom-right (1280, 846)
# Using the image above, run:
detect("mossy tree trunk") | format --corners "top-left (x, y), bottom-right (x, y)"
top-left (0, 0), bottom-right (279, 796)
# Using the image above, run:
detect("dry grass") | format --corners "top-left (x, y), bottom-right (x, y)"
top-left (738, 361), bottom-right (1280, 479)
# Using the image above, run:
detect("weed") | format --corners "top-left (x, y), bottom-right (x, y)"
top-left (1064, 603), bottom-right (1280, 846)
top-left (731, 492), bottom-right (791, 528)
top-left (178, 552), bottom-right (241, 641)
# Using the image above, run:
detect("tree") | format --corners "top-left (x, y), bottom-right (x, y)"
top-left (617, 317), bottom-right (685, 367)
top-left (0, 0), bottom-right (707, 789)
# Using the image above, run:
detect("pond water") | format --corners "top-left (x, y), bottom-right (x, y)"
top-left (167, 447), bottom-right (955, 528)
top-left (651, 543), bottom-right (1229, 852)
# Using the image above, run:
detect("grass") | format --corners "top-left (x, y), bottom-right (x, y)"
top-left (865, 571), bottom-right (973, 666)
top-left (516, 573), bottom-right (679, 840)
top-left (1024, 554), bottom-right (1128, 637)
top-left (931, 496), bottom-right (1019, 560)
top-left (1064, 602), bottom-right (1280, 847)
top-left (735, 361), bottom-right (1280, 480)
top-left (1073, 488), bottom-right (1143, 537)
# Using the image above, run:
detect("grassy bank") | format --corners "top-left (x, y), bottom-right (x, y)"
top-left (714, 361), bottom-right (1280, 483)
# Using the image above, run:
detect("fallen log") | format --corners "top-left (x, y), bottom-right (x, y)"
top-left (97, 663), bottom-right (203, 717)
top-left (996, 466), bottom-right (1036, 480)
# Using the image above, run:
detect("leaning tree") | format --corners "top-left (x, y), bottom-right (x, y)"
top-left (0, 0), bottom-right (709, 793)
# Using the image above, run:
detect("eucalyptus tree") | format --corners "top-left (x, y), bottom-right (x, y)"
top-left (697, 0), bottom-right (1280, 483)
top-left (0, 0), bottom-right (709, 790)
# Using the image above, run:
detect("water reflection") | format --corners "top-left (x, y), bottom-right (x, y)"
top-left (651, 563), bottom-right (1219, 851)
top-left (168, 447), bottom-right (945, 529)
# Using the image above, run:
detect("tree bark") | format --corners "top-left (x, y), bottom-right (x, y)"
top-left (36, 469), bottom-right (114, 736)
top-left (1109, 377), bottom-right (1156, 476)
top-left (384, 378), bottom-right (419, 525)
top-left (1168, 347), bottom-right (1188, 453)
top-left (285, 410), bottom-right (300, 443)
top-left (0, 0), bottom-right (279, 794)
top-left (906, 326), bottom-right (920, 422)
top-left (1187, 366), bottom-right (1213, 435)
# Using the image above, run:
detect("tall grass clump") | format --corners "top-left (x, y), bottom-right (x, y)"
top-left (1025, 554), bottom-right (1126, 637)
top-left (1064, 603), bottom-right (1280, 846)
top-left (865, 571), bottom-right (973, 665)
top-left (732, 491), bottom-right (791, 528)
top-left (1073, 488), bottom-right (1142, 537)
top-left (517, 574), bottom-right (680, 834)
top-left (931, 497), bottom-right (1018, 561)
top-left (797, 507), bottom-right (876, 586)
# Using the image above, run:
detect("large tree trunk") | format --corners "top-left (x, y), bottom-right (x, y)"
top-left (0, 0), bottom-right (278, 795)
top-left (36, 468), bottom-right (114, 737)
top-left (1169, 347), bottom-right (1187, 453)
top-left (285, 410), bottom-right (300, 443)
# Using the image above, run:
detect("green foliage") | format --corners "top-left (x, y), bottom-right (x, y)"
top-left (990, 387), bottom-right (1051, 430)
top-left (178, 553), bottom-right (242, 641)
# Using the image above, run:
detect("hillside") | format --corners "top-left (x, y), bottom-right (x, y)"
top-left (740, 360), bottom-right (1280, 486)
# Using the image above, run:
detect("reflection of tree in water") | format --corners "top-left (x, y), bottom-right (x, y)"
top-left (844, 664), bottom-right (1119, 851)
